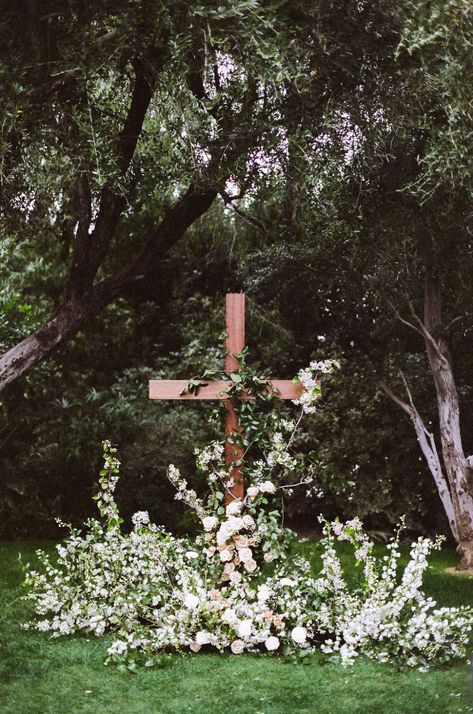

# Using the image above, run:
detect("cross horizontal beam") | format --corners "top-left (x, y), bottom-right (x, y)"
top-left (149, 379), bottom-right (303, 401)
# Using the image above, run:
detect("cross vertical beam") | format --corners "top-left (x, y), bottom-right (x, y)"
top-left (225, 293), bottom-right (245, 502)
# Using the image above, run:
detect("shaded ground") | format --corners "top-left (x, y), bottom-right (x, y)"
top-left (1, 541), bottom-right (472, 714)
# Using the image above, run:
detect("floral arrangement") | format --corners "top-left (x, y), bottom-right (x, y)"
top-left (23, 360), bottom-right (473, 671)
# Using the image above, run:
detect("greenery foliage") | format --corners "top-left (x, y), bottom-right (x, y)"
top-left (1, 0), bottom-right (473, 542)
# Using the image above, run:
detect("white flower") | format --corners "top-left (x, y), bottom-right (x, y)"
top-left (237, 619), bottom-right (253, 638)
top-left (183, 593), bottom-right (200, 610)
top-left (190, 642), bottom-right (201, 652)
top-left (185, 551), bottom-right (199, 560)
top-left (244, 559), bottom-right (257, 573)
top-left (259, 480), bottom-right (276, 494)
top-left (196, 631), bottom-right (211, 645)
top-left (280, 578), bottom-right (295, 587)
top-left (265, 636), bottom-right (280, 651)
top-left (202, 516), bottom-right (218, 532)
top-left (230, 639), bottom-right (245, 654)
top-left (257, 584), bottom-right (271, 602)
top-left (291, 626), bottom-right (307, 644)
top-left (226, 500), bottom-right (243, 516)
top-left (227, 517), bottom-right (244, 534)
top-left (219, 548), bottom-right (233, 562)
top-left (107, 639), bottom-right (127, 655)
top-left (246, 486), bottom-right (259, 498)
top-left (37, 620), bottom-right (50, 632)
top-left (216, 526), bottom-right (231, 546)
top-left (238, 547), bottom-right (253, 563)
top-left (229, 571), bottom-right (242, 584)
top-left (242, 514), bottom-right (255, 528)
top-left (222, 608), bottom-right (237, 625)
top-left (132, 511), bottom-right (150, 528)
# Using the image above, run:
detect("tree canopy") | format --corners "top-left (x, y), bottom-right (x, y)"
top-left (2, 0), bottom-right (473, 547)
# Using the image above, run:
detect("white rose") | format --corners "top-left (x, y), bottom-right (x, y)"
top-left (226, 500), bottom-right (243, 516)
top-left (190, 642), bottom-right (201, 652)
top-left (196, 631), bottom-right (211, 645)
top-left (260, 480), bottom-right (276, 494)
top-left (230, 571), bottom-right (242, 584)
top-left (265, 636), bottom-right (280, 651)
top-left (244, 558), bottom-right (257, 573)
top-left (237, 619), bottom-right (253, 638)
top-left (223, 562), bottom-right (235, 574)
top-left (242, 514), bottom-right (255, 528)
top-left (183, 593), bottom-right (200, 610)
top-left (246, 486), bottom-right (259, 498)
top-left (291, 626), bottom-right (307, 644)
top-left (222, 608), bottom-right (237, 625)
top-left (219, 548), bottom-right (233, 562)
top-left (202, 516), bottom-right (218, 532)
top-left (216, 528), bottom-right (230, 546)
top-left (230, 639), bottom-right (245, 654)
top-left (227, 516), bottom-right (244, 534)
top-left (238, 547), bottom-right (253, 563)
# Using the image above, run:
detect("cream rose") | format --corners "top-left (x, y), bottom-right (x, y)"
top-left (237, 547), bottom-right (253, 563)
top-left (291, 626), bottom-right (307, 644)
top-left (265, 636), bottom-right (280, 651)
top-left (202, 515), bottom-right (219, 532)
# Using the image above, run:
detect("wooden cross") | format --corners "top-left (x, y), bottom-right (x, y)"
top-left (149, 293), bottom-right (303, 504)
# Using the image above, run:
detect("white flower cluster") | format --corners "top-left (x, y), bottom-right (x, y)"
top-left (195, 441), bottom-right (225, 472)
top-left (23, 364), bottom-right (473, 671)
top-left (132, 511), bottom-right (150, 528)
top-left (292, 359), bottom-right (338, 413)
top-left (312, 518), bottom-right (473, 667)
top-left (167, 464), bottom-right (206, 518)
top-left (265, 432), bottom-right (297, 470)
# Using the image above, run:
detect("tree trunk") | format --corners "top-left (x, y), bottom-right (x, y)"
top-left (423, 274), bottom-right (473, 570)
top-left (378, 378), bottom-right (458, 541)
top-left (0, 293), bottom-right (105, 391)
top-left (0, 185), bottom-right (217, 391)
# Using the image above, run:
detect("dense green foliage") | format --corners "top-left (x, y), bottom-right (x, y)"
top-left (1, 541), bottom-right (472, 713)
top-left (1, 0), bottom-right (473, 540)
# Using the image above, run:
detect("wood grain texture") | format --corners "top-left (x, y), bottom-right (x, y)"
top-left (225, 293), bottom-right (245, 373)
top-left (149, 379), bottom-right (303, 400)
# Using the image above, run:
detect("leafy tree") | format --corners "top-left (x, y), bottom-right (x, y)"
top-left (0, 0), bottom-right (315, 389)
top-left (239, 0), bottom-right (473, 567)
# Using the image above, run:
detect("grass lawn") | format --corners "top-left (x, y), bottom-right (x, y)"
top-left (1, 540), bottom-right (473, 714)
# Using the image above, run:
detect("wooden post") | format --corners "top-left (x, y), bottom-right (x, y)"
top-left (224, 293), bottom-right (245, 502)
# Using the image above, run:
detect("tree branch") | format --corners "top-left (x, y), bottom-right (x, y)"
top-left (66, 60), bottom-right (154, 297)
top-left (0, 182), bottom-right (217, 392)
top-left (219, 190), bottom-right (267, 234)
top-left (378, 377), bottom-right (458, 540)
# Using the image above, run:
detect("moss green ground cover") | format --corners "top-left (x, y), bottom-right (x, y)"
top-left (1, 541), bottom-right (472, 714)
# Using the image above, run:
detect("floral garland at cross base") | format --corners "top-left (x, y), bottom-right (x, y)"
top-left (23, 361), bottom-right (473, 671)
